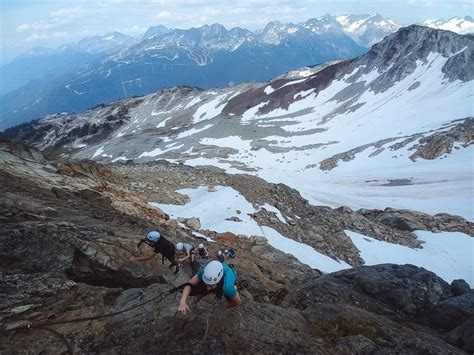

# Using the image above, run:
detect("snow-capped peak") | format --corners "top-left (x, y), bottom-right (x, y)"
top-left (424, 16), bottom-right (474, 34)
top-left (335, 13), bottom-right (400, 47)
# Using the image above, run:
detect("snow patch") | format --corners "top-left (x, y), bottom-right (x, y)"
top-left (259, 203), bottom-right (288, 224)
top-left (150, 186), bottom-right (350, 272)
top-left (192, 95), bottom-right (226, 123)
top-left (139, 143), bottom-right (184, 158)
top-left (264, 86), bottom-right (275, 95)
top-left (92, 145), bottom-right (105, 159)
top-left (176, 124), bottom-right (213, 140)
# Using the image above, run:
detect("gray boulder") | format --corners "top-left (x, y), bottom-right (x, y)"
top-left (451, 279), bottom-right (471, 296)
top-left (331, 264), bottom-right (452, 317)
top-left (447, 316), bottom-right (474, 353)
top-left (428, 291), bottom-right (474, 330)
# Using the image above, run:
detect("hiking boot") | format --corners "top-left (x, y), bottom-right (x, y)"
top-left (174, 263), bottom-right (182, 274)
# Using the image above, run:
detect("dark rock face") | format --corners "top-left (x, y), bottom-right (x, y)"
top-left (1, 142), bottom-right (472, 353)
top-left (447, 316), bottom-right (474, 352)
top-left (314, 264), bottom-right (452, 318)
top-left (428, 292), bottom-right (474, 330)
top-left (452, 279), bottom-right (472, 296)
top-left (293, 264), bottom-right (473, 353)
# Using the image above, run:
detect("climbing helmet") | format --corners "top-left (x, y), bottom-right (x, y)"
top-left (202, 260), bottom-right (224, 285)
top-left (146, 231), bottom-right (160, 242)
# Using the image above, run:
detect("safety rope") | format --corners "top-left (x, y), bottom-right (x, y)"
top-left (3, 286), bottom-right (185, 353)
top-left (5, 287), bottom-right (176, 332)
top-left (5, 285), bottom-right (244, 351)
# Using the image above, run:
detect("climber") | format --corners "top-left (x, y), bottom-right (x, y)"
top-left (197, 243), bottom-right (209, 259)
top-left (130, 231), bottom-right (181, 274)
top-left (216, 250), bottom-right (225, 262)
top-left (178, 260), bottom-right (240, 316)
top-left (176, 242), bottom-right (196, 263)
top-left (225, 248), bottom-right (235, 258)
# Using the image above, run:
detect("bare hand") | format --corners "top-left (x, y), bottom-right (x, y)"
top-left (129, 256), bottom-right (136, 261)
top-left (178, 301), bottom-right (190, 316)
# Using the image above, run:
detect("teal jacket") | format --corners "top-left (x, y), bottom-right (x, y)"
top-left (197, 262), bottom-right (237, 301)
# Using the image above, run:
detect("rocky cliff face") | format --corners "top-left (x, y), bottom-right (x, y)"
top-left (1, 142), bottom-right (473, 353)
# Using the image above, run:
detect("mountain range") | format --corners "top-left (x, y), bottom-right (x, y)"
top-left (424, 15), bottom-right (474, 34)
top-left (4, 25), bottom-right (473, 221)
top-left (3, 14), bottom-right (472, 132)
top-left (0, 14), bottom-right (400, 130)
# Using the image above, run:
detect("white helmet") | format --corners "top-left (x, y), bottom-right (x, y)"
top-left (146, 231), bottom-right (160, 242)
top-left (224, 249), bottom-right (228, 253)
top-left (199, 243), bottom-right (204, 249)
top-left (217, 250), bottom-right (223, 256)
top-left (202, 260), bottom-right (224, 285)
top-left (176, 242), bottom-right (184, 251)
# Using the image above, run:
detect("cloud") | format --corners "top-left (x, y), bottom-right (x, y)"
top-left (206, 8), bottom-right (222, 16)
top-left (25, 31), bottom-right (68, 43)
top-left (16, 24), bottom-right (30, 32)
top-left (17, 3), bottom-right (117, 42)
top-left (49, 3), bottom-right (116, 20)
top-left (407, 0), bottom-right (433, 6)
top-left (49, 6), bottom-right (88, 19)
top-left (17, 19), bottom-right (62, 33)
top-left (228, 8), bottom-right (251, 15)
top-left (155, 11), bottom-right (171, 19)
top-left (16, 6), bottom-right (92, 35)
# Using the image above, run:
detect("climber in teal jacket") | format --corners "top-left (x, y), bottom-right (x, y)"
top-left (178, 260), bottom-right (240, 316)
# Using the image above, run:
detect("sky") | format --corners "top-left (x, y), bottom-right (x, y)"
top-left (0, 0), bottom-right (473, 64)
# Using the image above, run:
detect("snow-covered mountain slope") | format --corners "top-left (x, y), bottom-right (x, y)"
top-left (336, 13), bottom-right (400, 47)
top-left (424, 16), bottom-right (474, 34)
top-left (278, 61), bottom-right (344, 79)
top-left (4, 25), bottom-right (473, 219)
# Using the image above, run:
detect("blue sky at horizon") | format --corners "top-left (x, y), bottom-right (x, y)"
top-left (1, 0), bottom-right (473, 64)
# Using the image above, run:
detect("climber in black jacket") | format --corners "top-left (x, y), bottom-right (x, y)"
top-left (130, 230), bottom-right (181, 274)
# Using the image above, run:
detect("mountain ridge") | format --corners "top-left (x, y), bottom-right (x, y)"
top-left (2, 25), bottom-right (473, 221)
top-left (0, 14), bottom-right (401, 130)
